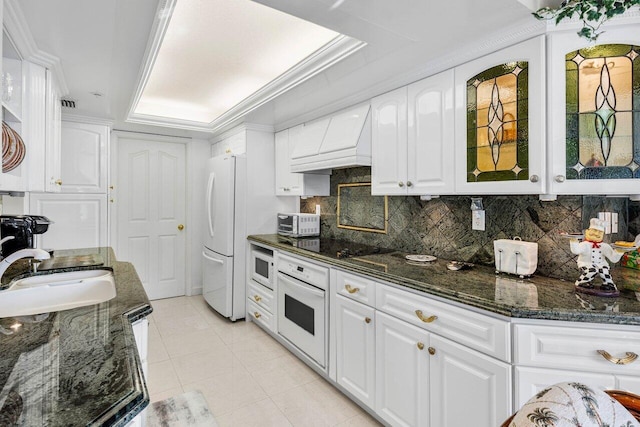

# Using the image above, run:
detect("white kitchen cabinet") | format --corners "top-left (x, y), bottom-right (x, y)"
top-left (371, 87), bottom-right (408, 195)
top-left (546, 26), bottom-right (640, 196)
top-left (514, 322), bottom-right (640, 407)
top-left (375, 311), bottom-right (429, 427)
top-left (275, 127), bottom-right (329, 196)
top-left (454, 36), bottom-right (545, 194)
top-left (429, 334), bottom-right (511, 427)
top-left (23, 63), bottom-right (61, 193)
top-left (60, 121), bottom-right (109, 193)
top-left (372, 70), bottom-right (454, 196)
top-left (128, 317), bottom-right (148, 427)
top-left (29, 192), bottom-right (108, 249)
top-left (335, 294), bottom-right (376, 409)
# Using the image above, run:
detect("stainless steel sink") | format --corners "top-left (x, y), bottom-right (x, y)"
top-left (0, 269), bottom-right (116, 318)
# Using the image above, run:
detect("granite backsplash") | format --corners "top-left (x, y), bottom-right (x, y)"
top-left (300, 167), bottom-right (639, 281)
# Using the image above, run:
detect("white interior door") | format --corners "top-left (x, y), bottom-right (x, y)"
top-left (116, 138), bottom-right (186, 300)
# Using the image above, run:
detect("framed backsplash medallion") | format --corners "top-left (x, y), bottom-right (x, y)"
top-left (337, 183), bottom-right (388, 233)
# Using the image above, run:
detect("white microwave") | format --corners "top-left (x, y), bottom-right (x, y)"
top-left (250, 246), bottom-right (274, 289)
top-left (277, 213), bottom-right (320, 237)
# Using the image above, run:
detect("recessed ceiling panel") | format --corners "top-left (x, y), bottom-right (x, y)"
top-left (134, 0), bottom-right (339, 123)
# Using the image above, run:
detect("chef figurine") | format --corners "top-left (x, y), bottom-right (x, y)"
top-left (570, 218), bottom-right (624, 297)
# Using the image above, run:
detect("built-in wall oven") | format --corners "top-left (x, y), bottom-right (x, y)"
top-left (277, 252), bottom-right (328, 369)
top-left (250, 246), bottom-right (274, 290)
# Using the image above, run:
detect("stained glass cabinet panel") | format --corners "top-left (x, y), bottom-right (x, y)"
top-left (455, 36), bottom-right (546, 194)
top-left (548, 28), bottom-right (640, 197)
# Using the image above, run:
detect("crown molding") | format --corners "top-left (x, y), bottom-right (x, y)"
top-left (276, 16), bottom-right (546, 131)
top-left (112, 129), bottom-right (191, 144)
top-left (62, 113), bottom-right (114, 127)
top-left (125, 1), bottom-right (366, 135)
top-left (209, 123), bottom-right (275, 143)
top-left (3, 0), bottom-right (69, 95)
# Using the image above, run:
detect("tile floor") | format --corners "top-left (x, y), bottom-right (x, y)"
top-left (147, 295), bottom-right (382, 426)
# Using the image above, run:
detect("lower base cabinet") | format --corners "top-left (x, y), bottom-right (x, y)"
top-left (335, 294), bottom-right (376, 409)
top-left (429, 334), bottom-right (511, 427)
top-left (126, 317), bottom-right (149, 427)
top-left (376, 311), bottom-right (430, 427)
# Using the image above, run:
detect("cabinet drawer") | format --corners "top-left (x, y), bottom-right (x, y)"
top-left (247, 280), bottom-right (274, 313)
top-left (336, 270), bottom-right (376, 306)
top-left (515, 324), bottom-right (640, 375)
top-left (376, 284), bottom-right (510, 361)
top-left (247, 300), bottom-right (274, 332)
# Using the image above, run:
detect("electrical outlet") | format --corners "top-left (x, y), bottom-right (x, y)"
top-left (472, 210), bottom-right (485, 231)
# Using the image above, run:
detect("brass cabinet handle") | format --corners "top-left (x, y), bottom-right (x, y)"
top-left (55, 179), bottom-right (62, 185)
top-left (345, 284), bottom-right (360, 294)
top-left (254, 312), bottom-right (261, 319)
top-left (253, 295), bottom-right (262, 302)
top-left (428, 347), bottom-right (436, 355)
top-left (365, 317), bottom-right (371, 324)
top-left (417, 342), bottom-right (424, 350)
top-left (415, 310), bottom-right (437, 323)
top-left (597, 350), bottom-right (638, 365)
top-left (178, 224), bottom-right (184, 231)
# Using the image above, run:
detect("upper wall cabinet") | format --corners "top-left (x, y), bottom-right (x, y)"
top-left (275, 126), bottom-right (329, 197)
top-left (371, 69), bottom-right (455, 196)
top-left (454, 36), bottom-right (546, 195)
top-left (547, 25), bottom-right (640, 196)
top-left (60, 121), bottom-right (109, 193)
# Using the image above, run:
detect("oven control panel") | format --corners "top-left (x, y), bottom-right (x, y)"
top-left (277, 253), bottom-right (329, 289)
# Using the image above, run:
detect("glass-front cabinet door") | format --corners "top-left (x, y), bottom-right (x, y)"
top-left (455, 36), bottom-right (546, 194)
top-left (548, 26), bottom-right (640, 196)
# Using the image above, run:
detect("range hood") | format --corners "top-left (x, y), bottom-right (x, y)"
top-left (290, 103), bottom-right (371, 173)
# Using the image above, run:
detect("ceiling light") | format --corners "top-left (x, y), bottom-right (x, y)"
top-left (128, 0), bottom-right (363, 131)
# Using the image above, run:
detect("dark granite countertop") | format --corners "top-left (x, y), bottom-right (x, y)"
top-left (249, 234), bottom-right (640, 326)
top-left (0, 247), bottom-right (152, 426)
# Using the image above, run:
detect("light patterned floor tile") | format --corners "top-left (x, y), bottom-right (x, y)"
top-left (215, 398), bottom-right (292, 427)
top-left (161, 327), bottom-right (226, 358)
top-left (155, 313), bottom-right (211, 338)
top-left (151, 303), bottom-right (202, 323)
top-left (250, 354), bottom-right (320, 396)
top-left (231, 333), bottom-right (289, 371)
top-left (335, 412), bottom-right (383, 427)
top-left (171, 346), bottom-right (244, 385)
top-left (182, 368), bottom-right (267, 416)
top-left (149, 385), bottom-right (184, 404)
top-left (271, 379), bottom-right (362, 426)
top-left (147, 332), bottom-right (169, 364)
top-left (147, 360), bottom-right (181, 394)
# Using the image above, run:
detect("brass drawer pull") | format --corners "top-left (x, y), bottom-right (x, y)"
top-left (417, 342), bottom-right (424, 350)
top-left (428, 347), bottom-right (436, 355)
top-left (254, 295), bottom-right (262, 302)
top-left (415, 310), bottom-right (437, 323)
top-left (597, 350), bottom-right (638, 365)
top-left (345, 284), bottom-right (360, 294)
top-left (254, 312), bottom-right (261, 319)
top-left (365, 317), bottom-right (371, 324)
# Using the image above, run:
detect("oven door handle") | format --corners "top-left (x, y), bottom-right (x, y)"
top-left (279, 273), bottom-right (325, 298)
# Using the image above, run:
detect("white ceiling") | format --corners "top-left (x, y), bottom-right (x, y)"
top-left (15, 0), bottom-right (544, 138)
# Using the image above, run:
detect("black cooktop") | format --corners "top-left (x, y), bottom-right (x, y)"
top-left (275, 236), bottom-right (392, 259)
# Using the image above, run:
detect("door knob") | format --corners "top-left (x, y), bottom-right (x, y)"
top-left (178, 224), bottom-right (184, 231)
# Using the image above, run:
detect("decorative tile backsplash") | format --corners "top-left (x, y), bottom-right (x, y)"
top-left (300, 167), bottom-right (638, 281)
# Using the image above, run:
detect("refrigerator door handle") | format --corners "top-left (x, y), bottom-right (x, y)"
top-left (202, 251), bottom-right (224, 264)
top-left (206, 172), bottom-right (216, 238)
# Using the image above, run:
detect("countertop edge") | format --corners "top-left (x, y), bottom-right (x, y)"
top-left (248, 235), bottom-right (640, 326)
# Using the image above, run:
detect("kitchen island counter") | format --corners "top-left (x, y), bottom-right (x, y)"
top-left (249, 234), bottom-right (640, 326)
top-left (0, 247), bottom-right (151, 426)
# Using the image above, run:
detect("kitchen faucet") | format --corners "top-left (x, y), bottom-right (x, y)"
top-left (0, 239), bottom-right (50, 279)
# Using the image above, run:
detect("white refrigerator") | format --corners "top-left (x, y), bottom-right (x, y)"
top-left (202, 155), bottom-right (247, 320)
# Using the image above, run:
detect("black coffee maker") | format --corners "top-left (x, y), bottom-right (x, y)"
top-left (0, 215), bottom-right (52, 257)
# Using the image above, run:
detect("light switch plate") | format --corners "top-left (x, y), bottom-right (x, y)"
top-left (472, 210), bottom-right (485, 231)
